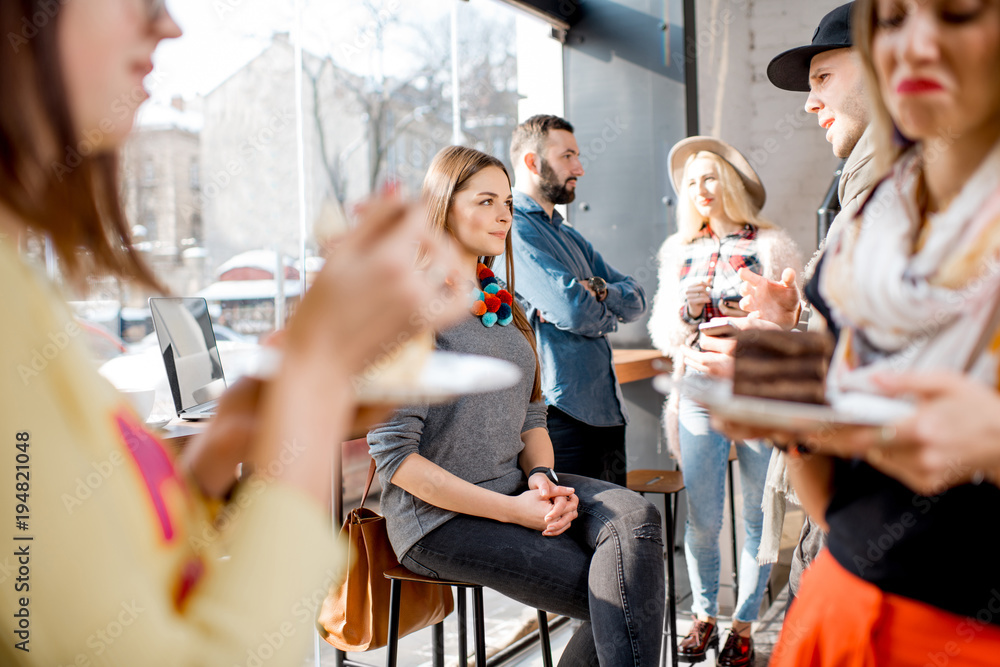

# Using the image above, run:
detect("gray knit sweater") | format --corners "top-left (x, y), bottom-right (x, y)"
top-left (368, 314), bottom-right (547, 560)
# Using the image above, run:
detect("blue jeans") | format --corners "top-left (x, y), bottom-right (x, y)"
top-left (402, 474), bottom-right (665, 667)
top-left (678, 393), bottom-right (773, 623)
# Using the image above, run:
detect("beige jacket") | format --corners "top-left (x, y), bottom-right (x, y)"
top-left (648, 226), bottom-right (804, 465)
top-left (759, 128), bottom-right (881, 564)
top-left (804, 125), bottom-right (880, 279)
top-left (0, 241), bottom-right (339, 667)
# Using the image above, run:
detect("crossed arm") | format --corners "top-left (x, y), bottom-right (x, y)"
top-left (512, 231), bottom-right (646, 337)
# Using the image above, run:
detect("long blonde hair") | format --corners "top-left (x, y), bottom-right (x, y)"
top-left (677, 151), bottom-right (775, 242)
top-left (422, 146), bottom-right (541, 401)
top-left (852, 0), bottom-right (907, 176)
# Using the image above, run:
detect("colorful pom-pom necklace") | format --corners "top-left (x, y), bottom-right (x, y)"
top-left (471, 263), bottom-right (513, 327)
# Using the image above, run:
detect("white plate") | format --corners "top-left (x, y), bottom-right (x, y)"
top-left (354, 351), bottom-right (521, 405)
top-left (653, 374), bottom-right (915, 431)
top-left (145, 418), bottom-right (172, 431)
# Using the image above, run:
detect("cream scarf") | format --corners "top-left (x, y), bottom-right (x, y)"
top-left (820, 142), bottom-right (1000, 391)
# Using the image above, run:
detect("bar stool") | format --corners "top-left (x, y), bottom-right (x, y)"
top-left (329, 440), bottom-right (554, 667)
top-left (384, 567), bottom-right (553, 667)
top-left (626, 468), bottom-right (685, 667)
top-left (727, 444), bottom-right (739, 604)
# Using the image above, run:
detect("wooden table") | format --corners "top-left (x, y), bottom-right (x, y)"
top-left (613, 349), bottom-right (671, 384)
top-left (158, 419), bottom-right (206, 450)
top-left (159, 350), bottom-right (672, 447)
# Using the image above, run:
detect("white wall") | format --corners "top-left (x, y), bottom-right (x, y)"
top-left (695, 0), bottom-right (845, 257)
top-left (515, 13), bottom-right (565, 122)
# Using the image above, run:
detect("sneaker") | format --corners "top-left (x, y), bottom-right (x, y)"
top-left (678, 617), bottom-right (718, 663)
top-left (717, 630), bottom-right (754, 667)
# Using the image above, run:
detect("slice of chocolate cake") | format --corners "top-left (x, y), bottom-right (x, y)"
top-left (733, 330), bottom-right (834, 405)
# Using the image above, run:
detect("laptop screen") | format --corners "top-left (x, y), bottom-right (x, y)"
top-left (149, 297), bottom-right (227, 413)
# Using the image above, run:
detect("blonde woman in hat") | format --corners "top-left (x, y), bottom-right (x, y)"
top-left (648, 136), bottom-right (802, 666)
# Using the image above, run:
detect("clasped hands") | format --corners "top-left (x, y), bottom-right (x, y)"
top-left (523, 473), bottom-right (578, 537)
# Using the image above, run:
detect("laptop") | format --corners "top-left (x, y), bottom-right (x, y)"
top-left (149, 297), bottom-right (227, 421)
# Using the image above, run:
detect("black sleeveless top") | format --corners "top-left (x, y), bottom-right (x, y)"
top-left (807, 254), bottom-right (1000, 624)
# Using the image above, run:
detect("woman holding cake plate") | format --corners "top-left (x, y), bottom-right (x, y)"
top-left (367, 145), bottom-right (665, 667)
top-left (0, 1), bottom-right (473, 663)
top-left (647, 137), bottom-right (803, 665)
top-left (719, 0), bottom-right (1000, 663)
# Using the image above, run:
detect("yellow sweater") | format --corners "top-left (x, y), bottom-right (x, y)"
top-left (0, 241), bottom-right (338, 666)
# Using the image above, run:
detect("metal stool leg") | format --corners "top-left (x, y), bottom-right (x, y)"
top-left (537, 610), bottom-right (553, 667)
top-left (664, 493), bottom-right (679, 667)
top-left (457, 587), bottom-right (468, 667)
top-left (673, 488), bottom-right (681, 548)
top-left (432, 621), bottom-right (444, 667)
top-left (728, 458), bottom-right (739, 604)
top-left (386, 579), bottom-right (402, 667)
top-left (472, 586), bottom-right (487, 667)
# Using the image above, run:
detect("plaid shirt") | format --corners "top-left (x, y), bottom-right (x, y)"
top-left (679, 223), bottom-right (762, 323)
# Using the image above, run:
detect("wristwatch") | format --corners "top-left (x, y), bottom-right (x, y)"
top-left (588, 276), bottom-right (608, 302)
top-left (528, 466), bottom-right (559, 484)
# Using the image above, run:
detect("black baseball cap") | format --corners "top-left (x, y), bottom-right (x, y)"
top-left (767, 3), bottom-right (854, 92)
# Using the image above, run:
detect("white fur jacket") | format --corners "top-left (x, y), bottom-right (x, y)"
top-left (647, 226), bottom-right (804, 466)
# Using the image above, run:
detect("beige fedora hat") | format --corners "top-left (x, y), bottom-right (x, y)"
top-left (668, 136), bottom-right (766, 212)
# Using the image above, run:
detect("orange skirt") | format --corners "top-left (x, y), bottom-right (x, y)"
top-left (771, 550), bottom-right (1000, 667)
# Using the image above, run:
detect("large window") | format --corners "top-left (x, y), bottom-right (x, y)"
top-left (60, 0), bottom-right (557, 419)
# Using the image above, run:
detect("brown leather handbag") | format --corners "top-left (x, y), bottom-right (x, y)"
top-left (317, 460), bottom-right (454, 652)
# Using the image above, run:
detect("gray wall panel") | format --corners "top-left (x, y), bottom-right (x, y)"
top-left (564, 0), bottom-right (689, 468)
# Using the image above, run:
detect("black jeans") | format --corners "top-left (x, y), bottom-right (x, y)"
top-left (547, 406), bottom-right (627, 486)
top-left (402, 474), bottom-right (665, 667)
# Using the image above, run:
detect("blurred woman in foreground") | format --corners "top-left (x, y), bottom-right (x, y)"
top-left (748, 0), bottom-right (1000, 663)
top-left (0, 1), bottom-right (464, 665)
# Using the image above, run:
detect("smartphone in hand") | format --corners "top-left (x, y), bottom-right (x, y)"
top-left (699, 318), bottom-right (738, 338)
top-left (719, 295), bottom-right (748, 317)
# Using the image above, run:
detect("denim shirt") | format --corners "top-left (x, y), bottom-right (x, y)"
top-left (498, 191), bottom-right (647, 427)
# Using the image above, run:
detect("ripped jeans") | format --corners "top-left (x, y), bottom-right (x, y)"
top-left (402, 474), bottom-right (666, 667)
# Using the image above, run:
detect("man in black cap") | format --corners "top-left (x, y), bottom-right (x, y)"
top-left (768, 2), bottom-right (870, 165)
top-left (745, 3), bottom-right (874, 326)
top-left (741, 1), bottom-right (880, 600)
